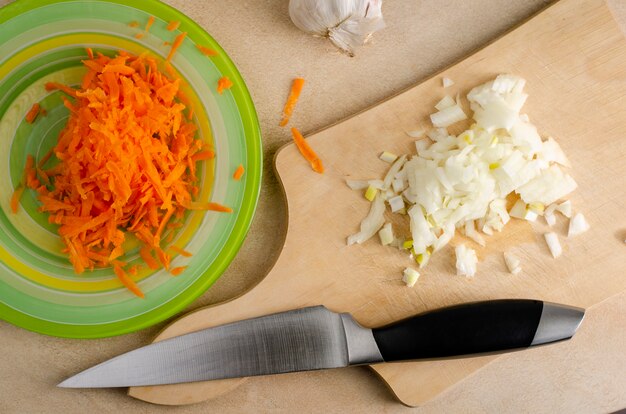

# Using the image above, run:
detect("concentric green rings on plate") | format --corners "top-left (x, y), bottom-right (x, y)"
top-left (0, 0), bottom-right (262, 338)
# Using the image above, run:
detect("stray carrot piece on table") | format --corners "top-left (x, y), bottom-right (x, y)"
top-left (169, 245), bottom-right (192, 257)
top-left (166, 20), bottom-right (180, 31)
top-left (279, 78), bottom-right (305, 127)
top-left (25, 103), bottom-right (40, 124)
top-left (196, 45), bottom-right (218, 57)
top-left (166, 32), bottom-right (187, 62)
top-left (233, 164), bottom-right (245, 180)
top-left (170, 266), bottom-right (187, 276)
top-left (217, 76), bottom-right (233, 94)
top-left (145, 16), bottom-right (155, 32)
top-left (290, 127), bottom-right (324, 174)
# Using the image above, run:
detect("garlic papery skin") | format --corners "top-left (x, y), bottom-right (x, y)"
top-left (288, 0), bottom-right (385, 56)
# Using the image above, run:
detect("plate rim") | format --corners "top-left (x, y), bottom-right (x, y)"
top-left (0, 0), bottom-right (263, 338)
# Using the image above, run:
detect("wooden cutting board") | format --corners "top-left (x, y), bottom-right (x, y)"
top-left (129, 0), bottom-right (626, 406)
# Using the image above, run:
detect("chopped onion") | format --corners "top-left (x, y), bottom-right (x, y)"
top-left (378, 223), bottom-right (394, 246)
top-left (430, 104), bottom-right (467, 128)
top-left (402, 267), bottom-right (420, 287)
top-left (388, 195), bottom-right (405, 213)
top-left (379, 151), bottom-right (398, 163)
top-left (347, 74), bottom-right (585, 278)
top-left (346, 179), bottom-right (369, 190)
top-left (544, 232), bottom-right (562, 258)
top-left (442, 77), bottom-right (455, 88)
top-left (464, 220), bottom-right (486, 246)
top-left (544, 211), bottom-right (556, 226)
top-left (555, 200), bottom-right (572, 218)
top-left (455, 244), bottom-right (477, 277)
top-left (435, 95), bottom-right (456, 111)
top-left (347, 195), bottom-right (386, 245)
top-left (364, 185), bottom-right (378, 201)
top-left (503, 252), bottom-right (521, 274)
top-left (406, 129), bottom-right (425, 138)
top-left (568, 212), bottom-right (590, 237)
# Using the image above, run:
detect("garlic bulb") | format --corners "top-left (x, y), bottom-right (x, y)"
top-left (288, 0), bottom-right (385, 56)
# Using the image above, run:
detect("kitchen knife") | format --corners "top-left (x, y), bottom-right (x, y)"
top-left (59, 299), bottom-right (584, 388)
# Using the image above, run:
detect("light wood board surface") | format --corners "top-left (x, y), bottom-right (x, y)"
top-left (129, 0), bottom-right (626, 407)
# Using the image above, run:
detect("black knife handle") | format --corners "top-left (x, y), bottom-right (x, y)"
top-left (371, 299), bottom-right (583, 362)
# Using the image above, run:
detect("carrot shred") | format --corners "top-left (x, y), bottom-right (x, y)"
top-left (45, 82), bottom-right (77, 97)
top-left (196, 45), bottom-right (218, 57)
top-left (113, 263), bottom-right (144, 298)
top-left (163, 41), bottom-right (171, 47)
top-left (25, 103), bottom-right (40, 124)
top-left (128, 21), bottom-right (140, 28)
top-left (166, 32), bottom-right (187, 62)
top-left (233, 164), bottom-right (245, 180)
top-left (279, 78), bottom-right (305, 127)
top-left (186, 202), bottom-right (233, 213)
top-left (170, 266), bottom-right (187, 276)
top-left (15, 50), bottom-right (229, 297)
top-left (10, 185), bottom-right (24, 214)
top-left (86, 47), bottom-right (94, 59)
top-left (217, 76), bottom-right (233, 95)
top-left (139, 246), bottom-right (160, 270)
top-left (169, 245), bottom-right (192, 257)
top-left (134, 32), bottom-right (145, 39)
top-left (290, 127), bottom-right (324, 174)
top-left (166, 20), bottom-right (180, 31)
top-left (145, 16), bottom-right (155, 32)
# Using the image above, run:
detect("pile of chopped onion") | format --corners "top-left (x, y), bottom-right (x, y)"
top-left (346, 74), bottom-right (590, 285)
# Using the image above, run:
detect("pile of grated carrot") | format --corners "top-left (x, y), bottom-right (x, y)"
top-left (13, 50), bottom-right (231, 298)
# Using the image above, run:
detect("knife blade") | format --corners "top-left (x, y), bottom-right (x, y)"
top-left (58, 299), bottom-right (584, 388)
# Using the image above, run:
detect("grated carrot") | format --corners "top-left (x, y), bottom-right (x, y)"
top-left (145, 16), bottom-right (155, 32)
top-left (279, 78), bottom-right (305, 127)
top-left (233, 164), bottom-right (245, 180)
top-left (166, 32), bottom-right (187, 62)
top-left (134, 32), bottom-right (145, 39)
top-left (166, 20), bottom-right (180, 31)
top-left (196, 45), bottom-right (218, 57)
top-left (25, 103), bottom-right (40, 124)
top-left (170, 266), bottom-right (187, 276)
top-left (13, 51), bottom-right (231, 297)
top-left (217, 76), bottom-right (233, 95)
top-left (86, 47), bottom-right (94, 59)
top-left (290, 127), bottom-right (324, 174)
top-left (169, 245), bottom-right (192, 257)
top-left (128, 21), bottom-right (140, 28)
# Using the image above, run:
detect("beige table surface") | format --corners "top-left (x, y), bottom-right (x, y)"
top-left (1, 0), bottom-right (626, 413)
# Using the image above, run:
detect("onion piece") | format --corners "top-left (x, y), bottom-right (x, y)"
top-left (388, 195), bottom-right (405, 213)
top-left (455, 244), bottom-right (477, 277)
top-left (442, 77), bottom-right (455, 88)
top-left (555, 200), bottom-right (572, 218)
top-left (544, 232), bottom-right (562, 258)
top-left (503, 252), bottom-right (521, 274)
top-left (568, 212), bottom-right (590, 237)
top-left (379, 151), bottom-right (398, 163)
top-left (378, 223), bottom-right (394, 246)
top-left (464, 220), bottom-right (486, 246)
top-left (346, 179), bottom-right (369, 190)
top-left (347, 195), bottom-right (386, 245)
top-left (435, 95), bottom-right (456, 111)
top-left (544, 211), bottom-right (556, 226)
top-left (402, 267), bottom-right (420, 287)
top-left (430, 104), bottom-right (467, 128)
top-left (406, 129), bottom-right (425, 138)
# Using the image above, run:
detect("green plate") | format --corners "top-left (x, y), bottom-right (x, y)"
top-left (0, 0), bottom-right (262, 338)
